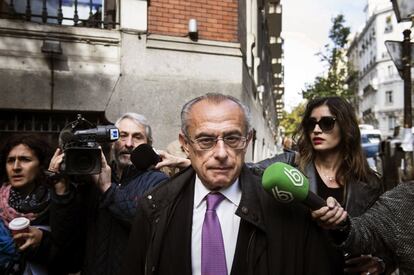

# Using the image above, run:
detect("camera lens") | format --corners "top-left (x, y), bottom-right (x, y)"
top-left (64, 147), bottom-right (101, 175)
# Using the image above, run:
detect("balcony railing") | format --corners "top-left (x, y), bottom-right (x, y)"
top-left (0, 0), bottom-right (118, 29)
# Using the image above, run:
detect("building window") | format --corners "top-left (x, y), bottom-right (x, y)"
top-left (388, 116), bottom-right (396, 130)
top-left (388, 65), bottom-right (394, 76)
top-left (385, 90), bottom-right (393, 104)
top-left (0, 0), bottom-right (117, 29)
top-left (384, 15), bottom-right (393, 33)
top-left (0, 110), bottom-right (109, 148)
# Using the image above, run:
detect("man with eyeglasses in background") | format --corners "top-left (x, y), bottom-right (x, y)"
top-left (120, 93), bottom-right (334, 275)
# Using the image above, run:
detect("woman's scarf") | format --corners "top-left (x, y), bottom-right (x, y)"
top-left (0, 183), bottom-right (50, 273)
top-left (0, 184), bottom-right (50, 226)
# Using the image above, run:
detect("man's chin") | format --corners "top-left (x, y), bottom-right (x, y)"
top-left (116, 157), bottom-right (131, 168)
top-left (203, 177), bottom-right (234, 190)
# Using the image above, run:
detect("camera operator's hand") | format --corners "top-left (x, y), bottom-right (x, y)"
top-left (92, 149), bottom-right (112, 193)
top-left (49, 148), bottom-right (68, 195)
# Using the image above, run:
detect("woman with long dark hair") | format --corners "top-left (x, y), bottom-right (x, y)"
top-left (252, 96), bottom-right (388, 274)
top-left (295, 97), bottom-right (381, 215)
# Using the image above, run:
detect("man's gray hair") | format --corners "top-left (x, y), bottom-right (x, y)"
top-left (180, 93), bottom-right (252, 136)
top-left (115, 112), bottom-right (153, 145)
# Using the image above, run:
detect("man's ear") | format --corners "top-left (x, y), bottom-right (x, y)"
top-left (242, 130), bottom-right (253, 153)
top-left (246, 130), bottom-right (253, 145)
top-left (179, 132), bottom-right (190, 156)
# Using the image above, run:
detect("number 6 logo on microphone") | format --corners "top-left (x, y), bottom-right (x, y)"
top-left (283, 167), bottom-right (304, 187)
top-left (271, 186), bottom-right (294, 203)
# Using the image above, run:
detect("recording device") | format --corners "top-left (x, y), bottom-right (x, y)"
top-left (261, 162), bottom-right (326, 210)
top-left (59, 114), bottom-right (119, 175)
top-left (130, 143), bottom-right (161, 171)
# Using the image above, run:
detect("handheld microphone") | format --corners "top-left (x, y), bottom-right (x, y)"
top-left (262, 162), bottom-right (326, 210)
top-left (59, 129), bottom-right (75, 143)
top-left (130, 144), bottom-right (161, 171)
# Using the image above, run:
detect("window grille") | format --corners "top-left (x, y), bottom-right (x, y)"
top-left (0, 110), bottom-right (109, 134)
top-left (0, 0), bottom-right (118, 29)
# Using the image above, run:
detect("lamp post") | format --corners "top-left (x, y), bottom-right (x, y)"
top-left (389, 0), bottom-right (414, 180)
top-left (402, 29), bottom-right (412, 130)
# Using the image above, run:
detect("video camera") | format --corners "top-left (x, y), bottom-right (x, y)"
top-left (59, 114), bottom-right (119, 175)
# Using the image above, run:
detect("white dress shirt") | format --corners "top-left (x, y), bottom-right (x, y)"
top-left (191, 175), bottom-right (242, 275)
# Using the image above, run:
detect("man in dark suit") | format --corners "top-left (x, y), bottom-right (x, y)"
top-left (120, 93), bottom-right (334, 275)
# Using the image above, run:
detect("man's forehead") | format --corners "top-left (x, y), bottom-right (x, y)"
top-left (187, 100), bottom-right (245, 132)
top-left (190, 122), bottom-right (244, 136)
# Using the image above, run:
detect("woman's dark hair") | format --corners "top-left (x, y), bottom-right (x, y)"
top-left (0, 134), bottom-right (52, 184)
top-left (296, 96), bottom-right (377, 187)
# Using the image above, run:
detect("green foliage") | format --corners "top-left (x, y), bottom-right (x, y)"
top-left (279, 103), bottom-right (306, 137)
top-left (329, 14), bottom-right (350, 48)
top-left (302, 14), bottom-right (353, 101)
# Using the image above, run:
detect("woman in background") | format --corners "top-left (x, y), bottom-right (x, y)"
top-left (0, 134), bottom-right (70, 274)
top-left (252, 96), bottom-right (388, 274)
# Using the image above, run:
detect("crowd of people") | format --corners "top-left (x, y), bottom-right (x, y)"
top-left (0, 94), bottom-right (411, 275)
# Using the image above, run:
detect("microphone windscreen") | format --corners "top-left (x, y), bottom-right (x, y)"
top-left (60, 129), bottom-right (74, 143)
top-left (262, 162), bottom-right (310, 204)
top-left (130, 144), bottom-right (161, 171)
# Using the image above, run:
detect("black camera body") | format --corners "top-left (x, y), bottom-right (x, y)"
top-left (60, 115), bottom-right (119, 175)
top-left (63, 145), bottom-right (103, 175)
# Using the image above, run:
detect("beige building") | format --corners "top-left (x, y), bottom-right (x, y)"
top-left (0, 0), bottom-right (284, 161)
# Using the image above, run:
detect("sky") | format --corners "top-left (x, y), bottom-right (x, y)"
top-left (282, 0), bottom-right (368, 111)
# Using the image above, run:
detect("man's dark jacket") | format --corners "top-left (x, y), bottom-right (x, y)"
top-left (51, 165), bottom-right (168, 275)
top-left (120, 165), bottom-right (335, 275)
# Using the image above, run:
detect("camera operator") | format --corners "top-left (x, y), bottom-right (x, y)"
top-left (49, 112), bottom-right (168, 275)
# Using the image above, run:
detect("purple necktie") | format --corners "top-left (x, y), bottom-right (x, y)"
top-left (201, 192), bottom-right (227, 275)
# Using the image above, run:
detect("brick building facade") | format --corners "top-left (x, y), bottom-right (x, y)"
top-left (149, 0), bottom-right (238, 42)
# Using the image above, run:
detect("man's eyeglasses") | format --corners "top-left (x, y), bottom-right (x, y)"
top-left (304, 116), bottom-right (336, 132)
top-left (186, 135), bottom-right (248, 151)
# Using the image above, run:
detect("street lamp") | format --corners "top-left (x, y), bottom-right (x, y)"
top-left (388, 0), bottom-right (414, 180)
top-left (391, 0), bottom-right (414, 23)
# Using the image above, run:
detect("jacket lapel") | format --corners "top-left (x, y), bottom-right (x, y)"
top-left (305, 162), bottom-right (318, 194)
top-left (232, 166), bottom-right (267, 274)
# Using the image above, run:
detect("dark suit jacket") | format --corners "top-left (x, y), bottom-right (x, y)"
top-left (120, 165), bottom-right (335, 275)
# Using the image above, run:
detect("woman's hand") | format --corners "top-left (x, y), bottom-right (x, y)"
top-left (311, 197), bottom-right (348, 229)
top-left (14, 226), bottom-right (43, 251)
top-left (344, 255), bottom-right (385, 275)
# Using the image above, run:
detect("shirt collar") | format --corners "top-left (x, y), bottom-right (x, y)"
top-left (194, 175), bottom-right (242, 209)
